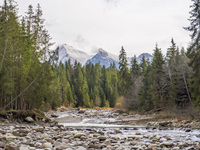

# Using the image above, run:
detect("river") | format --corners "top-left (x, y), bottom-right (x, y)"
top-left (50, 108), bottom-right (200, 149)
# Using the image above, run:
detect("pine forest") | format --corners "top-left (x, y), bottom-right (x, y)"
top-left (0, 0), bottom-right (200, 115)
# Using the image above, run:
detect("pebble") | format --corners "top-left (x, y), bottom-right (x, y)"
top-left (43, 142), bottom-right (52, 149)
top-left (0, 109), bottom-right (198, 150)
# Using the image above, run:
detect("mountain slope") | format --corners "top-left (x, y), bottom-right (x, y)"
top-left (58, 44), bottom-right (92, 65)
top-left (85, 48), bottom-right (119, 68)
top-left (57, 44), bottom-right (153, 68)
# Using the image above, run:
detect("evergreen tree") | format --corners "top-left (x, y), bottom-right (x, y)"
top-left (118, 46), bottom-right (130, 95)
top-left (184, 0), bottom-right (200, 106)
top-left (140, 55), bottom-right (147, 74)
top-left (125, 55), bottom-right (141, 110)
top-left (150, 44), bottom-right (165, 109)
top-left (130, 55), bottom-right (141, 77)
top-left (138, 65), bottom-right (153, 111)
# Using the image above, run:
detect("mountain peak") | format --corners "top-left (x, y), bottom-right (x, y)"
top-left (57, 44), bottom-right (153, 68)
top-left (97, 48), bottom-right (108, 57)
top-left (58, 44), bottom-right (92, 65)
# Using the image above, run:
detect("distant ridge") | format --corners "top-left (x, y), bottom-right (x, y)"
top-left (57, 44), bottom-right (153, 67)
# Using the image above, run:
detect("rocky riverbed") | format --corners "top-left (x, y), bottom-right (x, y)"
top-left (0, 108), bottom-right (200, 150)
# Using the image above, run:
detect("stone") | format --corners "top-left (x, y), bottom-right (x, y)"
top-left (43, 142), bottom-right (52, 149)
top-left (93, 134), bottom-right (99, 137)
top-left (154, 136), bottom-right (161, 140)
top-left (131, 146), bottom-right (140, 150)
top-left (88, 144), bottom-right (100, 149)
top-left (5, 144), bottom-right (19, 150)
top-left (0, 141), bottom-right (5, 148)
top-left (98, 136), bottom-right (106, 141)
top-left (159, 122), bottom-right (172, 127)
top-left (78, 110), bottom-right (85, 114)
top-left (25, 117), bottom-right (34, 123)
top-left (56, 144), bottom-right (68, 150)
top-left (148, 144), bottom-right (157, 150)
top-left (115, 130), bottom-right (122, 133)
top-left (172, 147), bottom-right (180, 150)
top-left (110, 140), bottom-right (117, 143)
top-left (135, 132), bottom-right (141, 135)
top-left (4, 120), bottom-right (9, 123)
top-left (76, 146), bottom-right (87, 150)
top-left (19, 146), bottom-right (29, 150)
top-left (185, 129), bottom-right (191, 132)
top-left (13, 130), bottom-right (28, 137)
top-left (41, 133), bottom-right (49, 139)
top-left (74, 133), bottom-right (85, 138)
top-left (5, 133), bottom-right (17, 141)
top-left (51, 114), bottom-right (59, 118)
top-left (162, 141), bottom-right (174, 147)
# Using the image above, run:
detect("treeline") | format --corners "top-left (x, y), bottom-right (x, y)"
top-left (120, 41), bottom-right (192, 112)
top-left (0, 1), bottom-right (56, 110)
top-left (55, 60), bottom-right (119, 108)
top-left (120, 0), bottom-right (200, 112)
top-left (0, 1), bottom-right (121, 110)
top-left (1, 0), bottom-right (200, 113)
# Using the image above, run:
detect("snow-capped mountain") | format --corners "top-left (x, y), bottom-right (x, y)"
top-left (57, 44), bottom-right (153, 68)
top-left (86, 48), bottom-right (119, 68)
top-left (58, 44), bottom-right (92, 65)
top-left (136, 53), bottom-right (153, 64)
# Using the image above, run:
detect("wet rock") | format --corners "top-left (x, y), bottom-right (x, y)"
top-left (135, 132), bottom-right (141, 135)
top-left (163, 137), bottom-right (171, 141)
top-left (78, 110), bottom-right (85, 114)
top-left (185, 129), bottom-right (191, 132)
top-left (25, 117), bottom-right (34, 123)
top-left (154, 136), bottom-right (161, 140)
top-left (98, 136), bottom-right (106, 141)
top-left (51, 114), bottom-right (59, 118)
top-left (159, 122), bottom-right (172, 127)
top-left (115, 129), bottom-right (122, 133)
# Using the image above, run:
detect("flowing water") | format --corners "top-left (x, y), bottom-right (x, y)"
top-left (53, 109), bottom-right (200, 149)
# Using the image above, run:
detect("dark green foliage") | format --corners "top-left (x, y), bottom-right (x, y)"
top-left (0, 0), bottom-right (196, 113)
top-left (119, 46), bottom-right (130, 95)
top-left (184, 0), bottom-right (200, 108)
top-left (138, 65), bottom-right (153, 111)
top-left (0, 0), bottom-right (120, 110)
top-left (138, 45), bottom-right (165, 111)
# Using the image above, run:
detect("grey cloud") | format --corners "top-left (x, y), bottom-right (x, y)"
top-left (74, 34), bottom-right (90, 49)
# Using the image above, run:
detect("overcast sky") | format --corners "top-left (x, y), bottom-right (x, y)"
top-left (2, 0), bottom-right (192, 56)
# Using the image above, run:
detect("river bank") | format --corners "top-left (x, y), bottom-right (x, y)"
top-left (0, 108), bottom-right (200, 150)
